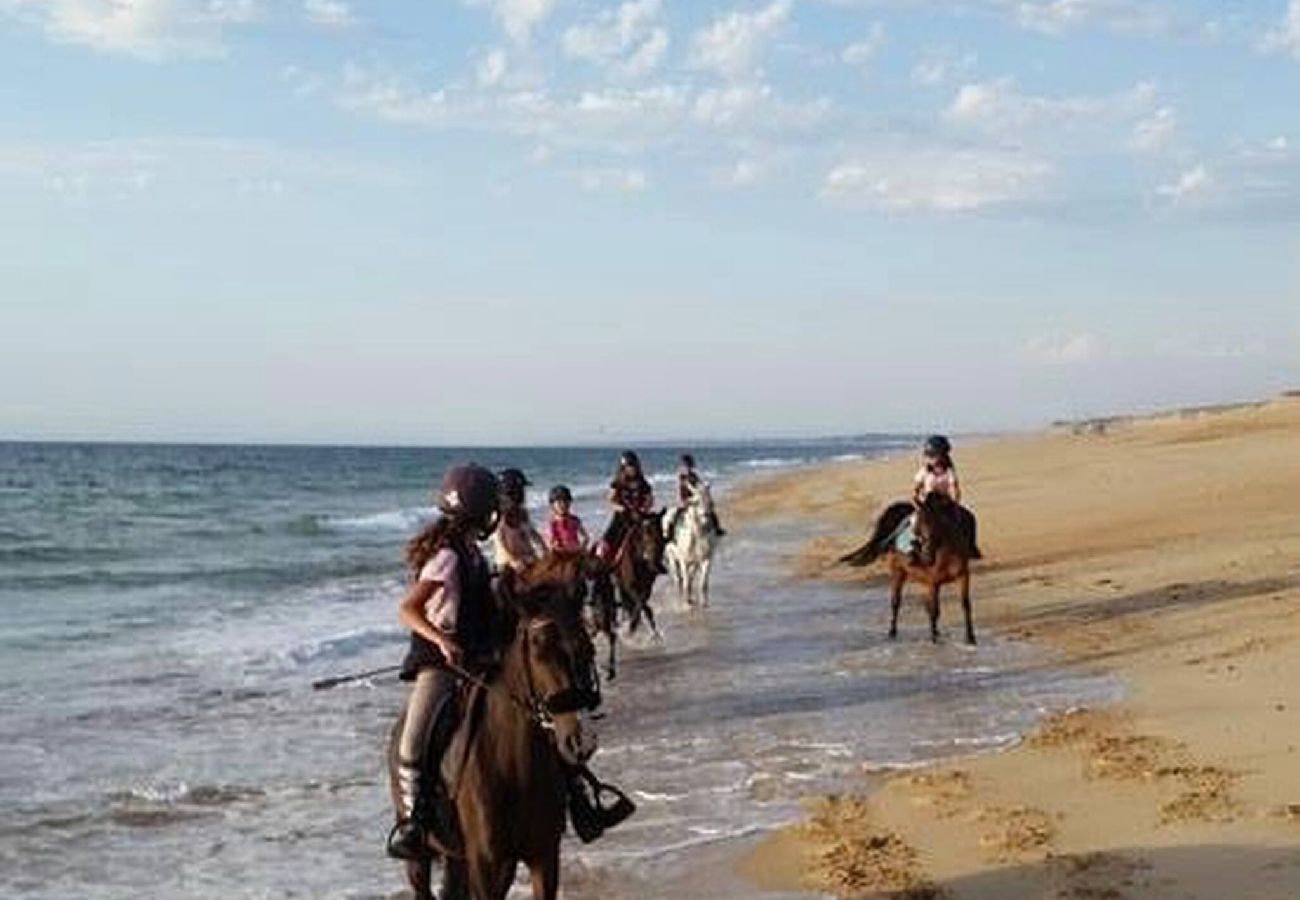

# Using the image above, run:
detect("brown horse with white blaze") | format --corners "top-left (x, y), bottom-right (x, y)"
top-left (387, 555), bottom-right (601, 900)
top-left (840, 493), bottom-right (979, 645)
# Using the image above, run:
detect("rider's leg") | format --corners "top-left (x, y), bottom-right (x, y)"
top-left (598, 513), bottom-right (628, 562)
top-left (389, 668), bottom-right (457, 860)
top-left (707, 509), bottom-right (726, 537)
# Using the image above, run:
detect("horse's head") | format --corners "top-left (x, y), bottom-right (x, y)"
top-left (914, 493), bottom-right (960, 560)
top-left (496, 567), bottom-right (601, 765)
top-left (636, 509), bottom-right (666, 571)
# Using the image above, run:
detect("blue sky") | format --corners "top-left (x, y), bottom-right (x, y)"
top-left (2, 0), bottom-right (1298, 444)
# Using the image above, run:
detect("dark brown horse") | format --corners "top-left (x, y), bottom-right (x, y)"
top-left (387, 556), bottom-right (601, 900)
top-left (592, 510), bottom-right (665, 660)
top-left (840, 493), bottom-right (979, 645)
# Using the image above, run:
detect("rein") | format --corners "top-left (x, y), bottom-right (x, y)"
top-left (443, 618), bottom-right (600, 734)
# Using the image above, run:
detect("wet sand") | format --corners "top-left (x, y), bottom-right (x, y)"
top-left (729, 395), bottom-right (1300, 899)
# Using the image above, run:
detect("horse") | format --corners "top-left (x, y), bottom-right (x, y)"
top-left (532, 548), bottom-right (620, 684)
top-left (592, 510), bottom-right (665, 653)
top-left (839, 492), bottom-right (979, 645)
top-left (387, 556), bottom-right (602, 900)
top-left (664, 482), bottom-right (719, 609)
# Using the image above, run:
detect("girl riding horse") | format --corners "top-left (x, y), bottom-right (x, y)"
top-left (389, 463), bottom-right (501, 861)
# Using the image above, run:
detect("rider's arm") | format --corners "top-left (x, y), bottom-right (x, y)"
top-left (950, 472), bottom-right (962, 504)
top-left (608, 486), bottom-right (625, 512)
top-left (397, 579), bottom-right (461, 663)
top-left (912, 467), bottom-right (927, 505)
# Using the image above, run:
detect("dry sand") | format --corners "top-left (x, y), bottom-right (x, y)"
top-left (729, 395), bottom-right (1300, 900)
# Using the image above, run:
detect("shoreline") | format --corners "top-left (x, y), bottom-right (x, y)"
top-left (724, 394), bottom-right (1300, 899)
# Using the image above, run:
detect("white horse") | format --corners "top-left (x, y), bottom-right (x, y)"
top-left (663, 481), bottom-right (720, 609)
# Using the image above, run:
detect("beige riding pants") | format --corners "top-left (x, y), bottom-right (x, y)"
top-left (398, 667), bottom-right (456, 767)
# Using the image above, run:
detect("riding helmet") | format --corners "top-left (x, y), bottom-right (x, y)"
top-left (924, 434), bottom-right (952, 457)
top-left (679, 453), bottom-right (696, 469)
top-left (619, 450), bottom-right (641, 469)
top-left (549, 484), bottom-right (573, 504)
top-left (498, 467), bottom-right (530, 500)
top-left (437, 464), bottom-right (500, 521)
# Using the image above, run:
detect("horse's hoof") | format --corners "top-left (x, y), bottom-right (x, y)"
top-left (966, 635), bottom-right (978, 646)
top-left (887, 630), bottom-right (898, 640)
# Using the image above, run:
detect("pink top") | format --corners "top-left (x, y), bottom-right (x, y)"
top-left (915, 465), bottom-right (959, 501)
top-left (548, 513), bottom-right (585, 553)
top-left (418, 547), bottom-right (464, 633)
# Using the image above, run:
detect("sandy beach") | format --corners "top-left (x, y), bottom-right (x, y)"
top-left (730, 394), bottom-right (1300, 899)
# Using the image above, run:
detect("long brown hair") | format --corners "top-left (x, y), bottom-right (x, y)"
top-left (405, 515), bottom-right (477, 575)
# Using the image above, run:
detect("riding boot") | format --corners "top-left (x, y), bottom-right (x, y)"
top-left (386, 763), bottom-right (427, 860)
top-left (707, 511), bottom-right (727, 537)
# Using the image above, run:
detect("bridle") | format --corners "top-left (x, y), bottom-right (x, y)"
top-left (518, 616), bottom-right (602, 730)
top-left (444, 615), bottom-right (601, 734)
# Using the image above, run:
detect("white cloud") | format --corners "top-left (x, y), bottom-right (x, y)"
top-left (465, 0), bottom-right (556, 45)
top-left (1156, 162), bottom-right (1211, 203)
top-left (5, 0), bottom-right (260, 60)
top-left (303, 0), bottom-right (354, 29)
top-left (0, 135), bottom-right (409, 198)
top-left (563, 0), bottom-right (669, 78)
top-left (911, 48), bottom-right (976, 86)
top-left (1009, 0), bottom-right (1174, 37)
top-left (1261, 0), bottom-right (1300, 58)
top-left (944, 77), bottom-right (1156, 136)
top-left (720, 157), bottom-right (764, 187)
top-left (1129, 105), bottom-right (1176, 153)
top-left (338, 64), bottom-right (449, 125)
top-left (1025, 333), bottom-right (1100, 364)
top-left (578, 167), bottom-right (648, 193)
top-left (689, 0), bottom-right (792, 81)
top-left (691, 83), bottom-right (831, 131)
top-left (841, 22), bottom-right (885, 67)
top-left (822, 144), bottom-right (1052, 213)
top-left (476, 48), bottom-right (509, 87)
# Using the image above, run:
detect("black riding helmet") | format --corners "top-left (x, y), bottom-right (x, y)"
top-left (498, 467), bottom-right (530, 502)
top-left (619, 450), bottom-right (641, 470)
top-left (437, 464), bottom-right (499, 524)
top-left (923, 434), bottom-right (952, 457)
top-left (548, 484), bottom-right (573, 504)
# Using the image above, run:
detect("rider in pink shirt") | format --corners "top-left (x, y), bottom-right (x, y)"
top-left (546, 485), bottom-right (589, 553)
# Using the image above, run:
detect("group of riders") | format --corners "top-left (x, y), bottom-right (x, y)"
top-left (388, 450), bottom-right (724, 861)
top-left (385, 435), bottom-right (973, 865)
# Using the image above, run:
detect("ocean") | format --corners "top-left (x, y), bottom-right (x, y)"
top-left (0, 440), bottom-right (1120, 899)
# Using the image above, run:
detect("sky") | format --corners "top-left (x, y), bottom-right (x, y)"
top-left (1, 0), bottom-right (1298, 444)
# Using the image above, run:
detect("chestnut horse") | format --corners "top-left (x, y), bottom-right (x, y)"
top-left (840, 493), bottom-right (979, 645)
top-left (592, 510), bottom-right (665, 672)
top-left (387, 555), bottom-right (601, 900)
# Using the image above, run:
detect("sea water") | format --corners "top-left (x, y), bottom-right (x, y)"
top-left (0, 441), bottom-right (1119, 899)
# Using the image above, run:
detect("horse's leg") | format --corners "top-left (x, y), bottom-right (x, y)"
top-left (406, 857), bottom-right (433, 900)
top-left (468, 852), bottom-right (514, 900)
top-left (438, 857), bottom-right (469, 900)
top-left (960, 570), bottom-right (976, 645)
top-left (927, 581), bottom-right (941, 643)
top-left (888, 567), bottom-right (904, 640)
top-left (529, 844), bottom-right (560, 900)
top-left (642, 595), bottom-right (662, 642)
top-left (700, 557), bottom-right (712, 608)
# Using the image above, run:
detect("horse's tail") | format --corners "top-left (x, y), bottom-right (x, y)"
top-left (840, 501), bottom-right (913, 567)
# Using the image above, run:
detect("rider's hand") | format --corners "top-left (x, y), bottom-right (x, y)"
top-left (435, 634), bottom-right (462, 667)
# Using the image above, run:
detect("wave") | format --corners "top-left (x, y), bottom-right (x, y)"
top-left (320, 508), bottom-right (430, 533)
top-left (286, 626), bottom-right (405, 666)
top-left (737, 456), bottom-right (808, 470)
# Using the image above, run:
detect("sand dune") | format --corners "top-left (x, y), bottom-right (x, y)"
top-left (731, 395), bottom-right (1300, 900)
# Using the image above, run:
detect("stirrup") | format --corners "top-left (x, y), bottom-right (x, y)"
top-left (567, 767), bottom-right (636, 843)
top-left (386, 819), bottom-right (426, 861)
